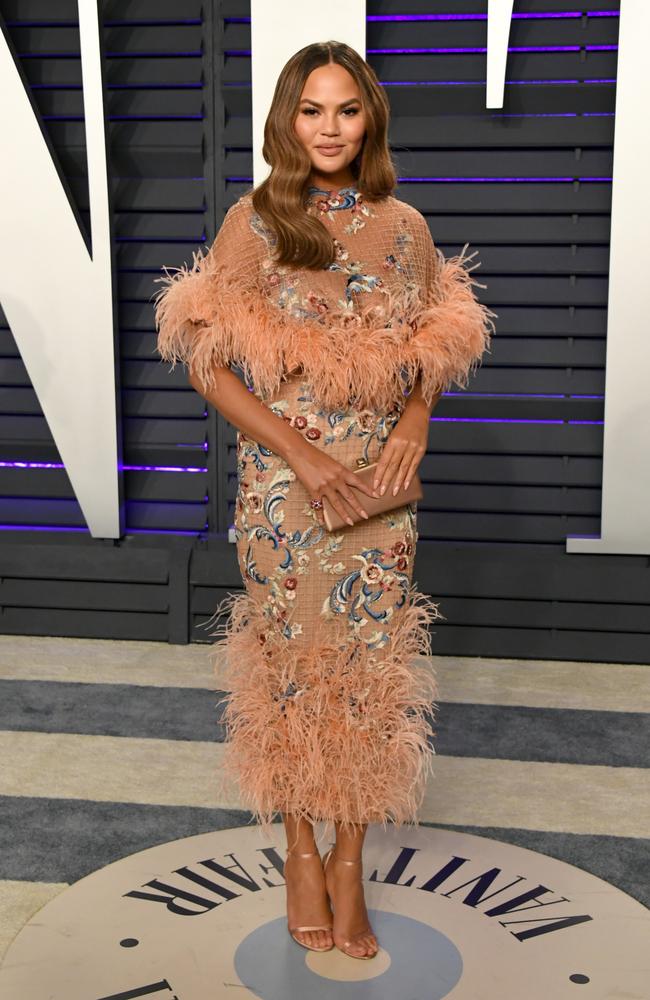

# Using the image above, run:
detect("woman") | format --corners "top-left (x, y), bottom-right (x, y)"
top-left (154, 41), bottom-right (495, 960)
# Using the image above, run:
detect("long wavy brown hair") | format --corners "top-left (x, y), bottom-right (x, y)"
top-left (249, 41), bottom-right (398, 270)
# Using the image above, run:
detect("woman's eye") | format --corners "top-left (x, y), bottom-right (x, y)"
top-left (301, 108), bottom-right (359, 116)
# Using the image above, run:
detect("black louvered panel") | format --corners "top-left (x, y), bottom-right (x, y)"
top-left (0, 538), bottom-right (192, 641)
top-left (0, 0), bottom-right (211, 533)
top-left (107, 2), bottom-right (211, 533)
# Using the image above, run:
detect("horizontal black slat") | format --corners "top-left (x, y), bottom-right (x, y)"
top-left (7, 23), bottom-right (203, 56)
top-left (423, 624), bottom-right (648, 665)
top-left (438, 596), bottom-right (650, 634)
top-left (0, 578), bottom-right (169, 612)
top-left (370, 17), bottom-right (619, 50)
top-left (0, 543), bottom-right (171, 578)
top-left (0, 607), bottom-right (169, 640)
top-left (13, 53), bottom-right (204, 87)
top-left (32, 89), bottom-right (204, 120)
top-left (0, 468), bottom-right (208, 502)
top-left (0, 386), bottom-right (206, 419)
top-left (2, 0), bottom-right (202, 18)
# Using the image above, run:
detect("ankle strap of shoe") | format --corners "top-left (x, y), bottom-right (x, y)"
top-left (332, 852), bottom-right (362, 866)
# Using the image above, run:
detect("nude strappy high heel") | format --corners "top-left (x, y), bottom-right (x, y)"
top-left (285, 848), bottom-right (334, 952)
top-left (323, 848), bottom-right (378, 960)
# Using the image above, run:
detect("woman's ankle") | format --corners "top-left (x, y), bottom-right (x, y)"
top-left (330, 851), bottom-right (362, 865)
top-left (283, 813), bottom-right (318, 857)
top-left (332, 821), bottom-right (367, 864)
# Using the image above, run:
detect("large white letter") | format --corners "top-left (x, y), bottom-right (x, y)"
top-left (566, 1), bottom-right (650, 554)
top-left (0, 0), bottom-right (121, 537)
top-left (486, 2), bottom-right (650, 554)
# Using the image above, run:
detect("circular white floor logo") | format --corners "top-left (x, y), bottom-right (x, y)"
top-left (0, 824), bottom-right (647, 999)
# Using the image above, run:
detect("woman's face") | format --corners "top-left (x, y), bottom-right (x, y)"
top-left (294, 62), bottom-right (366, 189)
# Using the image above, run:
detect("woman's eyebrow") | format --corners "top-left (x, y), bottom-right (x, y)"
top-left (299, 98), bottom-right (361, 108)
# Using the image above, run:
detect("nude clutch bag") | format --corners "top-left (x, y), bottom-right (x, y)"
top-left (322, 458), bottom-right (423, 532)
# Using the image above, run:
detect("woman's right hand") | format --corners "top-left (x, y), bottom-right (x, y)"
top-left (289, 445), bottom-right (379, 527)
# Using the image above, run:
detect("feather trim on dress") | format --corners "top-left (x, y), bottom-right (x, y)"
top-left (152, 198), bottom-right (496, 412)
top-left (206, 583), bottom-right (442, 835)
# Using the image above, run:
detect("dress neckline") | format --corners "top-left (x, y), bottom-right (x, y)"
top-left (308, 184), bottom-right (359, 198)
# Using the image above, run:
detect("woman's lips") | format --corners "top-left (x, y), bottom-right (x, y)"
top-left (315, 145), bottom-right (344, 156)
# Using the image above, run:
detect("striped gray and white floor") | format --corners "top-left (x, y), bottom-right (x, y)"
top-left (1, 634), bottom-right (648, 960)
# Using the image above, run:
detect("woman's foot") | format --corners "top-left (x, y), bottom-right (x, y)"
top-left (285, 848), bottom-right (334, 952)
top-left (323, 849), bottom-right (379, 959)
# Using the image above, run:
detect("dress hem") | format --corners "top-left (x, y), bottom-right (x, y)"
top-left (204, 582), bottom-right (443, 836)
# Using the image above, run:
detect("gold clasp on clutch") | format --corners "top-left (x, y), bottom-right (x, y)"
top-left (355, 457), bottom-right (369, 467)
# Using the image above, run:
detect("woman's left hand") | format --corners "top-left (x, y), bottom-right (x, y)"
top-left (373, 404), bottom-right (430, 497)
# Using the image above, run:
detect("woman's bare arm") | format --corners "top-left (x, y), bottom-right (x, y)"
top-left (189, 365), bottom-right (308, 465)
top-left (188, 365), bottom-right (378, 526)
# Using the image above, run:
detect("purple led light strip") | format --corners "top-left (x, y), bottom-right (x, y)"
top-left (366, 11), bottom-right (618, 20)
top-left (383, 78), bottom-right (616, 85)
top-left (431, 418), bottom-right (604, 425)
top-left (226, 45), bottom-right (618, 56)
top-left (0, 461), bottom-right (208, 473)
top-left (226, 11), bottom-right (619, 22)
top-left (0, 525), bottom-right (205, 534)
top-left (368, 45), bottom-right (617, 54)
top-left (12, 10), bottom-right (620, 28)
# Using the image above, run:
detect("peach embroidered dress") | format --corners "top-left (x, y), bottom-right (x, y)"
top-left (154, 183), bottom-right (495, 832)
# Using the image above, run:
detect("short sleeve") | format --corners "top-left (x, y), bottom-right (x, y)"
top-left (405, 208), bottom-right (497, 405)
top-left (152, 197), bottom-right (263, 392)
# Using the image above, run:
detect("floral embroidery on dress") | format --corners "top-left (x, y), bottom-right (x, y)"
top-left (307, 186), bottom-right (376, 236)
top-left (319, 538), bottom-right (415, 652)
top-left (248, 191), bottom-right (398, 322)
top-left (325, 257), bottom-right (384, 306)
top-left (233, 380), bottom-right (415, 649)
top-left (314, 532), bottom-right (347, 575)
top-left (269, 387), bottom-right (401, 481)
top-left (263, 247), bottom-right (385, 319)
top-left (235, 432), bottom-right (323, 639)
